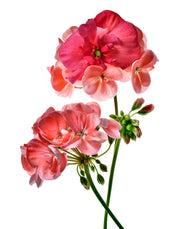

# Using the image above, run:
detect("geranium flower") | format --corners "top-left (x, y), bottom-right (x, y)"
top-left (21, 139), bottom-right (67, 187)
top-left (63, 108), bottom-right (107, 155)
top-left (82, 64), bottom-right (129, 101)
top-left (63, 102), bottom-right (121, 147)
top-left (48, 61), bottom-right (73, 97)
top-left (33, 108), bottom-right (74, 147)
top-left (59, 10), bottom-right (141, 84)
top-left (131, 50), bottom-right (158, 93)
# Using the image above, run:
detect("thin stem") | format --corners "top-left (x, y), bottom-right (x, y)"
top-left (103, 95), bottom-right (121, 229)
top-left (97, 143), bottom-right (112, 158)
top-left (84, 164), bottom-right (124, 229)
top-left (103, 139), bottom-right (121, 229)
top-left (62, 149), bottom-right (80, 159)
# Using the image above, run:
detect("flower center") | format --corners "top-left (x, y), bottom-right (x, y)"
top-left (93, 48), bottom-right (102, 58)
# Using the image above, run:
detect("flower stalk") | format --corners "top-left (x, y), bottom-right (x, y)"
top-left (84, 163), bottom-right (124, 229)
top-left (103, 95), bottom-right (121, 229)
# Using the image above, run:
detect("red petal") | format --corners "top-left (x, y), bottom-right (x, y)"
top-left (94, 10), bottom-right (124, 31)
top-left (78, 19), bottom-right (97, 43)
top-left (38, 112), bottom-right (67, 142)
top-left (108, 21), bottom-right (141, 68)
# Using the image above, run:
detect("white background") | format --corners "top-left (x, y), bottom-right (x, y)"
top-left (0, 0), bottom-right (180, 228)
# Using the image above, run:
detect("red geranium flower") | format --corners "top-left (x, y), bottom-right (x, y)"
top-left (59, 10), bottom-right (141, 84)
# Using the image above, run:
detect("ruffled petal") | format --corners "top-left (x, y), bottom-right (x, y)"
top-left (78, 19), bottom-right (97, 43)
top-left (60, 31), bottom-right (86, 71)
top-left (94, 10), bottom-right (124, 31)
top-left (100, 118), bottom-right (121, 139)
top-left (108, 21), bottom-right (141, 68)
top-left (38, 112), bottom-right (67, 141)
top-left (62, 26), bottom-right (78, 41)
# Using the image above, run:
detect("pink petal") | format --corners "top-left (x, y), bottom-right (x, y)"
top-left (132, 69), bottom-right (151, 93)
top-left (139, 50), bottom-right (158, 69)
top-left (82, 65), bottom-right (118, 101)
top-left (103, 64), bottom-right (123, 81)
top-left (78, 138), bottom-right (101, 155)
top-left (100, 118), bottom-right (121, 139)
top-left (86, 102), bottom-right (101, 116)
top-left (91, 78), bottom-right (118, 101)
top-left (62, 26), bottom-right (78, 41)
top-left (63, 110), bottom-right (87, 133)
top-left (78, 131), bottom-right (107, 155)
top-left (82, 65), bottom-right (103, 94)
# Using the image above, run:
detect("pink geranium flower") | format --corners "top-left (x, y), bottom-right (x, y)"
top-left (63, 108), bottom-right (107, 155)
top-left (63, 102), bottom-right (121, 145)
top-left (59, 10), bottom-right (141, 84)
top-left (21, 139), bottom-right (67, 187)
top-left (82, 64), bottom-right (129, 101)
top-left (131, 50), bottom-right (158, 93)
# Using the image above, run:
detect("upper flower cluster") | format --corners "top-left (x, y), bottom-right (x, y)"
top-left (21, 102), bottom-right (121, 187)
top-left (48, 10), bottom-right (158, 100)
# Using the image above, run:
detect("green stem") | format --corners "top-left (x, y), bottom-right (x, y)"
top-left (103, 139), bottom-right (121, 228)
top-left (84, 164), bottom-right (124, 229)
top-left (103, 95), bottom-right (121, 229)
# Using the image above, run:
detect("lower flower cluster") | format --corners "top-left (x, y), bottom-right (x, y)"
top-left (21, 102), bottom-right (121, 187)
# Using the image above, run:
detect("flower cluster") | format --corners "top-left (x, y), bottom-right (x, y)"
top-left (48, 10), bottom-right (158, 100)
top-left (110, 98), bottom-right (154, 144)
top-left (21, 102), bottom-right (121, 187)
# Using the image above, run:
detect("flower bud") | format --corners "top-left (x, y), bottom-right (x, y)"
top-left (97, 174), bottom-right (105, 185)
top-left (131, 98), bottom-right (145, 111)
top-left (90, 165), bottom-right (95, 172)
top-left (80, 176), bottom-right (90, 190)
top-left (131, 119), bottom-right (139, 126)
top-left (138, 104), bottom-right (154, 115)
top-left (126, 124), bottom-right (133, 131)
top-left (96, 159), bottom-right (101, 164)
top-left (100, 164), bottom-right (108, 172)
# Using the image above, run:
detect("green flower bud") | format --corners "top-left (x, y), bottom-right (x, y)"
top-left (90, 165), bottom-right (95, 172)
top-left (131, 119), bottom-right (139, 126)
top-left (96, 159), bottom-right (101, 164)
top-left (97, 174), bottom-right (105, 185)
top-left (126, 124), bottom-right (133, 131)
top-left (80, 170), bottom-right (85, 176)
top-left (100, 164), bottom-right (108, 172)
top-left (80, 176), bottom-right (90, 190)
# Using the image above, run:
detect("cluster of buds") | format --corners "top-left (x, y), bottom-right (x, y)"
top-left (110, 98), bottom-right (154, 144)
top-left (76, 154), bottom-right (108, 190)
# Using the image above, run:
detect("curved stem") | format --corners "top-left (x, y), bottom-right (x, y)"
top-left (84, 164), bottom-right (124, 229)
top-left (103, 95), bottom-right (121, 229)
